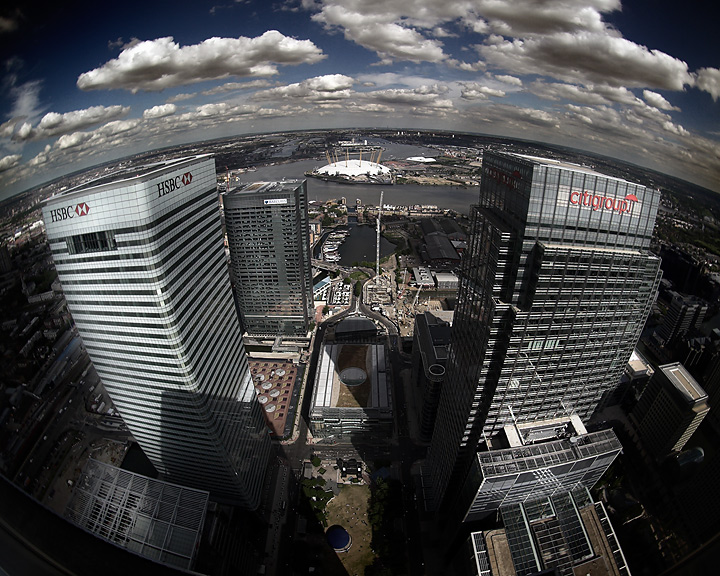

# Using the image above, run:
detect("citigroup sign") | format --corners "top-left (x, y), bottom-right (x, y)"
top-left (569, 190), bottom-right (639, 215)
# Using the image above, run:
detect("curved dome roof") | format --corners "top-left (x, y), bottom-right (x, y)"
top-left (316, 159), bottom-right (390, 177)
top-left (326, 525), bottom-right (352, 551)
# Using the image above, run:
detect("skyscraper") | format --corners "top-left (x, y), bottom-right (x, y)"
top-left (43, 155), bottom-right (270, 508)
top-left (223, 180), bottom-right (313, 337)
top-left (631, 362), bottom-right (709, 458)
top-left (426, 151), bottom-right (662, 511)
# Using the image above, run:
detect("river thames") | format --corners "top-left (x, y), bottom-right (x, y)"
top-left (235, 138), bottom-right (480, 215)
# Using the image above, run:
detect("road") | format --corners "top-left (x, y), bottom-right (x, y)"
top-left (264, 266), bottom-right (430, 574)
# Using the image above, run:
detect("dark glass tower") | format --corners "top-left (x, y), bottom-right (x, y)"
top-left (425, 151), bottom-right (662, 510)
top-left (223, 180), bottom-right (313, 337)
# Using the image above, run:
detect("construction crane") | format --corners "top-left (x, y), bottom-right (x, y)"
top-left (376, 190), bottom-right (383, 278)
top-left (413, 283), bottom-right (423, 307)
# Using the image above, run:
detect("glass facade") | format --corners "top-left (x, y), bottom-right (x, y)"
top-left (43, 156), bottom-right (271, 508)
top-left (461, 429), bottom-right (622, 522)
top-left (426, 152), bottom-right (662, 511)
top-left (223, 180), bottom-right (313, 337)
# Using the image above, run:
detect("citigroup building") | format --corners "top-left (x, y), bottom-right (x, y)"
top-left (427, 151), bottom-right (662, 511)
top-left (42, 155), bottom-right (270, 508)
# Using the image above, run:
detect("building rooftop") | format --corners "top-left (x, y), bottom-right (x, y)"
top-left (64, 459), bottom-right (208, 571)
top-left (661, 362), bottom-right (707, 404)
top-left (627, 349), bottom-right (654, 379)
top-left (478, 429), bottom-right (621, 478)
top-left (508, 152), bottom-right (631, 185)
top-left (312, 342), bottom-right (390, 410)
top-left (475, 489), bottom-right (628, 576)
top-left (45, 155), bottom-right (211, 202)
top-left (225, 179), bottom-right (303, 197)
top-left (503, 415), bottom-right (587, 448)
top-left (542, 242), bottom-right (644, 257)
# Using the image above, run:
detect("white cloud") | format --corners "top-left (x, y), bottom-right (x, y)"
top-left (529, 81), bottom-right (637, 107)
top-left (15, 122), bottom-right (32, 140)
top-left (696, 67), bottom-right (720, 101)
top-left (28, 145), bottom-right (51, 168)
top-left (255, 74), bottom-right (355, 101)
top-left (77, 31), bottom-right (326, 92)
top-left (202, 79), bottom-right (272, 96)
top-left (461, 83), bottom-right (506, 100)
top-left (143, 104), bottom-right (177, 119)
top-left (0, 119), bottom-right (16, 139)
top-left (56, 132), bottom-right (93, 150)
top-left (15, 105), bottom-right (131, 141)
top-left (494, 74), bottom-right (523, 87)
top-left (471, 0), bottom-right (620, 36)
top-left (367, 87), bottom-right (453, 108)
top-left (479, 32), bottom-right (694, 91)
top-left (167, 92), bottom-right (197, 103)
top-left (642, 90), bottom-right (679, 111)
top-left (356, 73), bottom-right (434, 89)
top-left (0, 154), bottom-right (21, 172)
top-left (309, 2), bottom-right (447, 63)
top-left (7, 79), bottom-right (44, 123)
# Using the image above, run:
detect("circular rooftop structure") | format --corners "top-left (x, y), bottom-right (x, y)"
top-left (326, 525), bottom-right (352, 552)
top-left (339, 367), bottom-right (368, 386)
top-left (316, 159), bottom-right (391, 177)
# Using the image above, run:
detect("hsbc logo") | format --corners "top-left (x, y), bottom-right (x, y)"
top-left (157, 171), bottom-right (193, 198)
top-left (50, 202), bottom-right (90, 223)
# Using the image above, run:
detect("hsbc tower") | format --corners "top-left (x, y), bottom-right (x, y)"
top-left (43, 155), bottom-right (271, 508)
top-left (425, 151), bottom-right (662, 512)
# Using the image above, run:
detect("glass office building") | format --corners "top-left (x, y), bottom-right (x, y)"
top-left (426, 151), bottom-right (662, 511)
top-left (43, 155), bottom-right (271, 508)
top-left (223, 180), bottom-right (313, 337)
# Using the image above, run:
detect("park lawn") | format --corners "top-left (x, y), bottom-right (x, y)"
top-left (325, 484), bottom-right (374, 576)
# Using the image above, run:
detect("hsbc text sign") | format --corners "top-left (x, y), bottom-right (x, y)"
top-left (49, 202), bottom-right (90, 223)
top-left (569, 190), bottom-right (639, 215)
top-left (157, 171), bottom-right (193, 198)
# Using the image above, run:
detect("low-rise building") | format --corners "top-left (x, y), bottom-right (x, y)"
top-left (631, 362), bottom-right (709, 459)
top-left (452, 416), bottom-right (622, 524)
top-left (412, 311), bottom-right (453, 442)
top-left (462, 488), bottom-right (630, 576)
top-left (310, 339), bottom-right (392, 442)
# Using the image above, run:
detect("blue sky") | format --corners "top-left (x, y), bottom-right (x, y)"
top-left (1, 0), bottom-right (718, 199)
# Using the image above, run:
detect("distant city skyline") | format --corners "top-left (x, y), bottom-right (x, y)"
top-left (0, 0), bottom-right (718, 199)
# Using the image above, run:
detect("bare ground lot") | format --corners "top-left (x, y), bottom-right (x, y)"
top-left (325, 484), bottom-right (374, 576)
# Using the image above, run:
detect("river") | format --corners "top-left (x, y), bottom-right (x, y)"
top-left (235, 138), bottom-right (480, 214)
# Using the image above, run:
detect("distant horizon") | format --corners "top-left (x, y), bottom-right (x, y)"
top-left (1, 2), bottom-right (718, 201)
top-left (3, 127), bottom-right (717, 210)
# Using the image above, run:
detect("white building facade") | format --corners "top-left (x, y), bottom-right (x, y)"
top-left (43, 155), bottom-right (270, 508)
